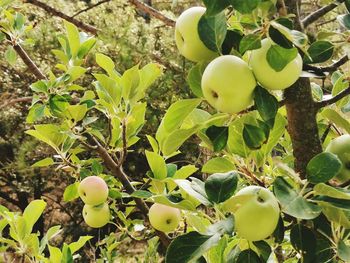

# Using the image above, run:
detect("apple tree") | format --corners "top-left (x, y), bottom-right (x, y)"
top-left (1, 0), bottom-right (350, 262)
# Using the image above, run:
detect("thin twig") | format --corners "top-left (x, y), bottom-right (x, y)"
top-left (24, 0), bottom-right (98, 34)
top-left (0, 96), bottom-right (33, 110)
top-left (302, 0), bottom-right (344, 28)
top-left (128, 0), bottom-right (175, 27)
top-left (316, 86), bottom-right (350, 109)
top-left (118, 118), bottom-right (128, 167)
top-left (72, 0), bottom-right (111, 17)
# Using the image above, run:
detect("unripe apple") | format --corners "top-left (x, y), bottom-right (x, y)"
top-left (78, 176), bottom-right (109, 205)
top-left (175, 7), bottom-right (218, 62)
top-left (83, 202), bottom-right (110, 228)
top-left (325, 134), bottom-right (350, 183)
top-left (149, 203), bottom-right (181, 233)
top-left (201, 55), bottom-right (257, 113)
top-left (223, 186), bottom-right (280, 241)
top-left (249, 38), bottom-right (302, 90)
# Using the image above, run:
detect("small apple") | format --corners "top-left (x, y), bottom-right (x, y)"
top-left (223, 185), bottom-right (280, 241)
top-left (148, 203), bottom-right (181, 233)
top-left (201, 55), bottom-right (257, 113)
top-left (78, 176), bottom-right (109, 205)
top-left (175, 7), bottom-right (218, 62)
top-left (325, 134), bottom-right (350, 183)
top-left (83, 202), bottom-right (110, 228)
top-left (249, 38), bottom-right (302, 90)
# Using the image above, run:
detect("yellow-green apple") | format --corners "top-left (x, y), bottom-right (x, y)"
top-left (201, 55), bottom-right (257, 113)
top-left (175, 7), bottom-right (218, 62)
top-left (223, 185), bottom-right (280, 241)
top-left (249, 38), bottom-right (302, 90)
top-left (78, 176), bottom-right (108, 205)
top-left (325, 134), bottom-right (350, 183)
top-left (83, 202), bottom-right (110, 228)
top-left (149, 203), bottom-right (181, 233)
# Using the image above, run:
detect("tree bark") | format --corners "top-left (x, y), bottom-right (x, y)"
top-left (284, 0), bottom-right (323, 178)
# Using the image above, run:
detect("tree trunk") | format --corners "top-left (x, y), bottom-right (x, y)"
top-left (284, 0), bottom-right (323, 178)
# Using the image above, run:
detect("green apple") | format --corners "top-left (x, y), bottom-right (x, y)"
top-left (223, 185), bottom-right (280, 241)
top-left (175, 7), bottom-right (217, 62)
top-left (201, 55), bottom-right (257, 113)
top-left (325, 134), bottom-right (350, 183)
top-left (83, 202), bottom-right (110, 228)
top-left (249, 38), bottom-right (302, 90)
top-left (78, 176), bottom-right (109, 205)
top-left (148, 203), bottom-right (181, 233)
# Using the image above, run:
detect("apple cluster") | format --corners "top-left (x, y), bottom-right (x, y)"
top-left (175, 7), bottom-right (303, 114)
top-left (78, 176), bottom-right (110, 228)
top-left (223, 186), bottom-right (280, 241)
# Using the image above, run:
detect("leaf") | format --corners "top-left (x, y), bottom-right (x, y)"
top-left (313, 195), bottom-right (350, 210)
top-left (221, 29), bottom-right (243, 55)
top-left (266, 45), bottom-right (298, 72)
top-left (64, 21), bottom-right (80, 57)
top-left (273, 177), bottom-right (322, 219)
top-left (23, 200), bottom-right (46, 235)
top-left (290, 224), bottom-right (317, 261)
top-left (314, 183), bottom-right (350, 200)
top-left (254, 86), bottom-right (278, 127)
top-left (338, 240), bottom-right (350, 262)
top-left (236, 249), bottom-right (262, 263)
top-left (187, 63), bottom-right (206, 98)
top-left (131, 190), bottom-right (153, 198)
top-left (69, 236), bottom-right (93, 254)
top-left (205, 126), bottom-right (229, 152)
top-left (304, 41), bottom-right (334, 64)
top-left (203, 0), bottom-right (230, 16)
top-left (321, 108), bottom-right (350, 134)
top-left (230, 0), bottom-right (261, 14)
top-left (162, 127), bottom-right (199, 156)
top-left (63, 182), bottom-right (79, 202)
top-left (198, 12), bottom-right (227, 52)
top-left (243, 124), bottom-right (267, 150)
top-left (173, 165), bottom-right (198, 179)
top-left (150, 195), bottom-right (196, 211)
top-left (202, 157), bottom-right (235, 174)
top-left (239, 34), bottom-right (261, 54)
top-left (175, 179), bottom-right (211, 206)
top-left (32, 157), bottom-right (54, 167)
top-left (77, 37), bottom-right (96, 59)
top-left (5, 46), bottom-right (17, 66)
top-left (253, 241), bottom-right (272, 262)
top-left (95, 53), bottom-right (118, 78)
top-left (48, 245), bottom-right (62, 263)
top-left (337, 14), bottom-right (350, 30)
top-left (61, 244), bottom-right (73, 263)
top-left (306, 152), bottom-right (342, 183)
top-left (145, 150), bottom-right (167, 180)
top-left (65, 104), bottom-right (88, 122)
top-left (204, 171), bottom-right (238, 203)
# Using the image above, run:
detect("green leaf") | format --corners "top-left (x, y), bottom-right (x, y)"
top-left (266, 45), bottom-right (298, 72)
top-left (313, 195), bottom-right (350, 210)
top-left (131, 190), bottom-right (153, 198)
top-left (173, 165), bottom-right (198, 179)
top-left (30, 80), bottom-right (48, 93)
top-left (321, 108), bottom-right (350, 134)
top-left (62, 243), bottom-right (73, 263)
top-left (304, 41), bottom-right (334, 64)
top-left (121, 64), bottom-right (140, 100)
top-left (254, 86), bottom-right (278, 127)
top-left (273, 177), bottom-right (322, 219)
top-left (314, 183), bottom-right (350, 200)
top-left (306, 152), bottom-right (342, 183)
top-left (202, 157), bottom-right (235, 174)
top-left (205, 126), bottom-right (228, 152)
top-left (23, 200), bottom-right (46, 235)
top-left (64, 21), bottom-right (80, 57)
top-left (162, 127), bottom-right (199, 156)
top-left (337, 14), bottom-right (350, 30)
top-left (48, 245), bottom-right (62, 263)
top-left (198, 12), bottom-right (227, 52)
top-left (26, 124), bottom-right (67, 150)
top-left (253, 241), bottom-right (272, 262)
top-left (26, 103), bottom-right (46, 123)
top-left (77, 37), bottom-right (96, 59)
top-left (230, 0), bottom-right (261, 14)
top-left (243, 124), bottom-right (267, 150)
top-left (64, 104), bottom-right (88, 122)
top-left (338, 240), bottom-right (350, 262)
top-left (290, 224), bottom-right (317, 261)
top-left (175, 179), bottom-right (211, 206)
top-left (236, 249), bottom-right (262, 263)
top-left (32, 157), bottom-right (54, 167)
top-left (203, 0), bottom-right (230, 16)
top-left (204, 171), bottom-right (238, 203)
top-left (145, 150), bottom-right (167, 180)
top-left (239, 34), bottom-right (261, 54)
top-left (40, 225), bottom-right (61, 253)
top-left (187, 62), bottom-right (206, 98)
top-left (63, 182), bottom-right (79, 202)
top-left (5, 46), bottom-right (17, 66)
top-left (95, 53), bottom-right (118, 78)
top-left (69, 236), bottom-right (93, 254)
top-left (150, 195), bottom-right (196, 211)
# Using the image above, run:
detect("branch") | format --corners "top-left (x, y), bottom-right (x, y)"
top-left (0, 96), bottom-right (33, 110)
top-left (303, 55), bottom-right (349, 74)
top-left (87, 135), bottom-right (171, 248)
top-left (24, 0), bottom-right (98, 34)
top-left (302, 0), bottom-right (344, 28)
top-left (316, 86), bottom-right (350, 108)
top-left (0, 191), bottom-right (22, 208)
top-left (128, 0), bottom-right (175, 27)
top-left (72, 0), bottom-right (111, 17)
top-left (12, 43), bottom-right (46, 80)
